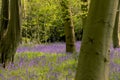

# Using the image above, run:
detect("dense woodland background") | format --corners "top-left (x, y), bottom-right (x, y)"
top-left (0, 0), bottom-right (85, 43)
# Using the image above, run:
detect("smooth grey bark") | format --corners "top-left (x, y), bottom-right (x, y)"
top-left (75, 0), bottom-right (118, 80)
top-left (60, 0), bottom-right (76, 53)
top-left (0, 0), bottom-right (21, 68)
top-left (112, 0), bottom-right (120, 48)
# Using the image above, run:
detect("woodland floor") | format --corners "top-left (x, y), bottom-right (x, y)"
top-left (0, 41), bottom-right (119, 80)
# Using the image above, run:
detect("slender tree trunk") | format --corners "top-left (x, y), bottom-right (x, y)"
top-left (0, 0), bottom-right (9, 63)
top-left (81, 0), bottom-right (88, 27)
top-left (80, 0), bottom-right (88, 40)
top-left (112, 0), bottom-right (120, 48)
top-left (60, 0), bottom-right (76, 53)
top-left (0, 0), bottom-right (21, 68)
top-left (75, 0), bottom-right (118, 80)
top-left (0, 0), bottom-right (9, 40)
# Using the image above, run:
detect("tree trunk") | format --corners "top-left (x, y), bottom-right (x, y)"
top-left (112, 0), bottom-right (120, 48)
top-left (81, 0), bottom-right (88, 27)
top-left (0, 0), bottom-right (9, 40)
top-left (80, 0), bottom-right (88, 40)
top-left (0, 0), bottom-right (9, 63)
top-left (0, 0), bottom-right (21, 68)
top-left (60, 0), bottom-right (76, 53)
top-left (75, 0), bottom-right (118, 80)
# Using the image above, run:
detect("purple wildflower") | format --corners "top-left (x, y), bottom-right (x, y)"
top-left (17, 41), bottom-right (81, 53)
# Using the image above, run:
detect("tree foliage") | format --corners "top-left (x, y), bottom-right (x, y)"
top-left (21, 0), bottom-right (82, 43)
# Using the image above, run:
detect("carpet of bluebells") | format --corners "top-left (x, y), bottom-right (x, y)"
top-left (0, 41), bottom-right (120, 80)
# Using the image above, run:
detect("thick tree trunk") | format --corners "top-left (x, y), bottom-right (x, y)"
top-left (75, 0), bottom-right (118, 80)
top-left (0, 0), bottom-right (21, 68)
top-left (112, 0), bottom-right (120, 48)
top-left (60, 0), bottom-right (76, 53)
